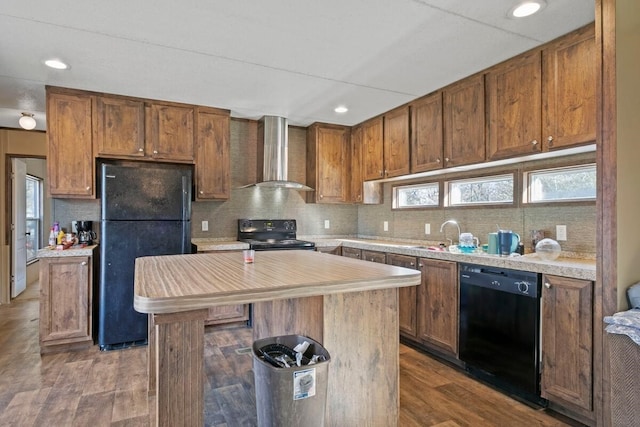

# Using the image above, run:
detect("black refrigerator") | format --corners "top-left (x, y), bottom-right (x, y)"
top-left (98, 161), bottom-right (193, 351)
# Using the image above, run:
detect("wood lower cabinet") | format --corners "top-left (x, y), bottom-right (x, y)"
top-left (39, 254), bottom-right (94, 353)
top-left (195, 107), bottom-right (231, 200)
top-left (341, 246), bottom-right (362, 260)
top-left (46, 87), bottom-right (95, 198)
top-left (94, 95), bottom-right (146, 158)
top-left (316, 246), bottom-right (342, 255)
top-left (387, 254), bottom-right (419, 338)
top-left (541, 274), bottom-right (594, 419)
top-left (205, 304), bottom-right (249, 326)
top-left (361, 250), bottom-right (386, 264)
top-left (416, 258), bottom-right (458, 356)
top-left (306, 123), bottom-right (351, 203)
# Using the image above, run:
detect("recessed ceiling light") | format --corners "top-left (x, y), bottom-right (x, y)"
top-left (334, 106), bottom-right (348, 113)
top-left (45, 59), bottom-right (69, 70)
top-left (19, 112), bottom-right (36, 130)
top-left (509, 1), bottom-right (546, 18)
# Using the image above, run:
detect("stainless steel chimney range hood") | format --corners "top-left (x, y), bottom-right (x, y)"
top-left (242, 116), bottom-right (313, 191)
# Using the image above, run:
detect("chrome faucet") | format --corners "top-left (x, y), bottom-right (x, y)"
top-left (440, 219), bottom-right (461, 246)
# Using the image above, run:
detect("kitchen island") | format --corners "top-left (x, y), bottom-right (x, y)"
top-left (134, 250), bottom-right (421, 427)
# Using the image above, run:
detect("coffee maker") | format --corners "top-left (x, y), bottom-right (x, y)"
top-left (76, 220), bottom-right (96, 245)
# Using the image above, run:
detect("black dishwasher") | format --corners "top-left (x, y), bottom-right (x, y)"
top-left (459, 263), bottom-right (546, 406)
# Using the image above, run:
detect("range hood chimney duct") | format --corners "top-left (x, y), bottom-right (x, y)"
top-left (248, 115), bottom-right (312, 190)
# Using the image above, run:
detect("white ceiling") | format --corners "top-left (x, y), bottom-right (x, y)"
top-left (0, 0), bottom-right (595, 131)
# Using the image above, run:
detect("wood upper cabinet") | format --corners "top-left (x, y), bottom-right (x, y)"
top-left (541, 274), bottom-right (593, 415)
top-left (39, 255), bottom-right (93, 353)
top-left (383, 106), bottom-right (410, 178)
top-left (350, 125), bottom-right (364, 203)
top-left (387, 254), bottom-right (419, 338)
top-left (94, 95), bottom-right (146, 157)
top-left (306, 123), bottom-right (351, 203)
top-left (194, 107), bottom-right (230, 200)
top-left (410, 92), bottom-right (443, 173)
top-left (362, 116), bottom-right (384, 181)
top-left (487, 50), bottom-right (543, 160)
top-left (46, 88), bottom-right (95, 198)
top-left (147, 102), bottom-right (195, 162)
top-left (416, 258), bottom-right (458, 356)
top-left (543, 24), bottom-right (596, 150)
top-left (443, 74), bottom-right (486, 167)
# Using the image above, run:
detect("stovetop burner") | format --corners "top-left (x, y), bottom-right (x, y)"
top-left (237, 219), bottom-right (315, 251)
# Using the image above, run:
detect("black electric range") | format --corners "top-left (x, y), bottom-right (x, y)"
top-left (237, 219), bottom-right (315, 251)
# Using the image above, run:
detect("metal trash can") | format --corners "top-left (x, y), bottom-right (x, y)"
top-left (252, 334), bottom-right (331, 427)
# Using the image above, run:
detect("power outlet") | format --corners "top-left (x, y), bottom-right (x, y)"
top-left (556, 225), bottom-right (567, 241)
top-left (201, 220), bottom-right (209, 231)
top-left (324, 220), bottom-right (330, 229)
top-left (383, 221), bottom-right (389, 232)
top-left (424, 223), bottom-right (431, 235)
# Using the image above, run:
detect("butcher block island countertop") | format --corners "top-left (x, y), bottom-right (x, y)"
top-left (134, 250), bottom-right (420, 427)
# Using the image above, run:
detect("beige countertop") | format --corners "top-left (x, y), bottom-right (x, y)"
top-left (37, 244), bottom-right (98, 258)
top-left (192, 237), bottom-right (595, 281)
top-left (134, 250), bottom-right (420, 314)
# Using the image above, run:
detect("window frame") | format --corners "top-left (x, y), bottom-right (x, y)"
top-left (523, 163), bottom-right (597, 204)
top-left (444, 172), bottom-right (516, 208)
top-left (392, 181), bottom-right (442, 210)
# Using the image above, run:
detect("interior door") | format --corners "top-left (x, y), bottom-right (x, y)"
top-left (11, 158), bottom-right (27, 298)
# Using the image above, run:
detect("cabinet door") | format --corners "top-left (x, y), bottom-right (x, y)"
top-left (487, 51), bottom-right (542, 160)
top-left (307, 124), bottom-right (350, 203)
top-left (148, 103), bottom-right (195, 162)
top-left (350, 125), bottom-right (363, 203)
top-left (383, 106), bottom-right (410, 178)
top-left (39, 256), bottom-right (91, 346)
top-left (46, 89), bottom-right (94, 198)
top-left (361, 250), bottom-right (386, 264)
top-left (205, 304), bottom-right (249, 326)
top-left (195, 108), bottom-right (230, 200)
top-left (417, 258), bottom-right (458, 355)
top-left (443, 74), bottom-right (486, 167)
top-left (341, 247), bottom-right (362, 260)
top-left (94, 96), bottom-right (145, 157)
top-left (362, 117), bottom-right (384, 181)
top-left (410, 92), bottom-right (443, 173)
top-left (387, 254), bottom-right (418, 338)
top-left (541, 275), bottom-right (593, 413)
top-left (543, 25), bottom-right (596, 150)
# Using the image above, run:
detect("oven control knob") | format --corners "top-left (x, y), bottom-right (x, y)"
top-left (516, 281), bottom-right (530, 294)
top-left (491, 280), bottom-right (500, 287)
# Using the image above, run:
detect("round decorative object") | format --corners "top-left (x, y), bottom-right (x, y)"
top-left (535, 238), bottom-right (561, 261)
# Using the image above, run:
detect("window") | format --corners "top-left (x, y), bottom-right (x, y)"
top-left (394, 182), bottom-right (439, 208)
top-left (446, 174), bottom-right (514, 206)
top-left (25, 175), bottom-right (43, 262)
top-left (525, 164), bottom-right (596, 203)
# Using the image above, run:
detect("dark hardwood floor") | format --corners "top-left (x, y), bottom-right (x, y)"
top-left (0, 281), bottom-right (581, 426)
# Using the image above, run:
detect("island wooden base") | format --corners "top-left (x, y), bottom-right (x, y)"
top-left (148, 288), bottom-right (399, 426)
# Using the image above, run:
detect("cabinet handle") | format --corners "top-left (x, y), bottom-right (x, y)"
top-left (444, 157), bottom-right (450, 163)
top-left (86, 186), bottom-right (91, 191)
top-left (547, 136), bottom-right (554, 146)
top-left (81, 261), bottom-right (87, 266)
top-left (199, 190), bottom-right (204, 195)
top-left (544, 282), bottom-right (551, 289)
top-left (410, 262), bottom-right (414, 266)
top-left (153, 150), bottom-right (158, 154)
top-left (436, 158), bottom-right (441, 163)
top-left (319, 194), bottom-right (324, 199)
top-left (418, 263), bottom-right (423, 268)
top-left (138, 148), bottom-right (144, 152)
top-left (379, 170), bottom-right (383, 177)
top-left (531, 139), bottom-right (539, 146)
top-left (384, 169), bottom-right (388, 177)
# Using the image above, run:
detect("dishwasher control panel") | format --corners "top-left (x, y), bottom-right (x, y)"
top-left (459, 263), bottom-right (541, 298)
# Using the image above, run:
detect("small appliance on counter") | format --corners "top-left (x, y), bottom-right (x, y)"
top-left (237, 219), bottom-right (315, 251)
top-left (75, 220), bottom-right (97, 245)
